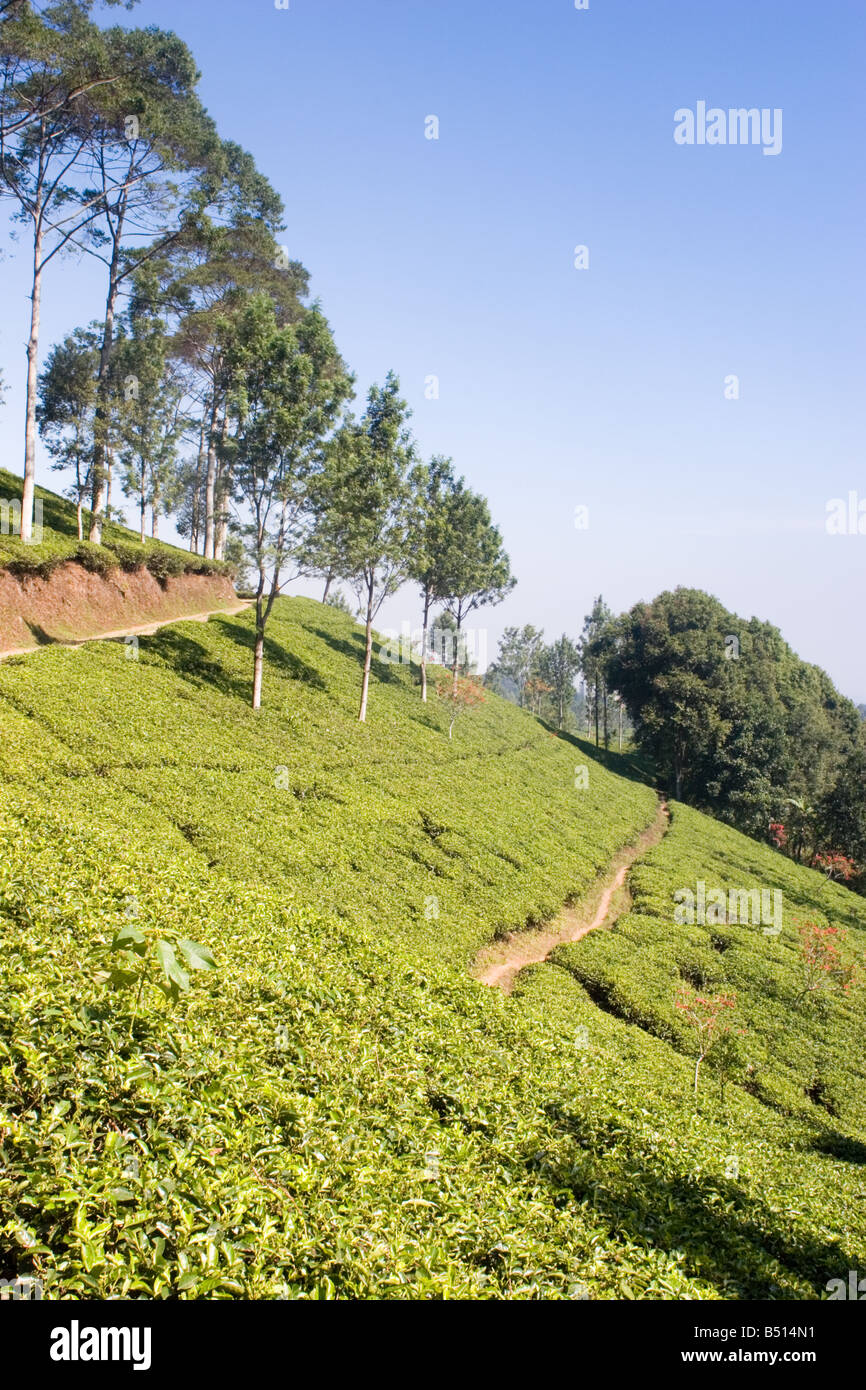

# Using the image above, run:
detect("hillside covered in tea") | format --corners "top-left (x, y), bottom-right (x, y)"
top-left (1, 597), bottom-right (864, 1300)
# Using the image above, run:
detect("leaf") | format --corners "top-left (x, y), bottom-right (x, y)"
top-left (81, 1241), bottom-right (104, 1273)
top-left (110, 1188), bottom-right (136, 1203)
top-left (107, 967), bottom-right (139, 990)
top-left (177, 939), bottom-right (217, 972)
top-left (110, 923), bottom-right (146, 956)
top-left (156, 939), bottom-right (190, 999)
top-left (155, 979), bottom-right (181, 1005)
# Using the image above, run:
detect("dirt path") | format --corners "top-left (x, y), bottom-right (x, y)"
top-left (0, 602), bottom-right (251, 661)
top-left (472, 800), bottom-right (670, 994)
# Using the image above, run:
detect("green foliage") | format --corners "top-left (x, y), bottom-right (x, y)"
top-left (144, 548), bottom-right (186, 583)
top-left (435, 482), bottom-right (515, 653)
top-left (489, 624), bottom-right (546, 708)
top-left (1, 600), bottom-right (865, 1300)
top-left (609, 588), bottom-right (863, 834)
top-left (324, 588), bottom-right (353, 614)
top-left (580, 594), bottom-right (616, 748)
top-left (73, 541), bottom-right (119, 577)
top-left (98, 918), bottom-right (216, 1025)
top-left (538, 634), bottom-right (582, 729)
top-left (551, 802), bottom-right (866, 1130)
top-left (305, 374), bottom-right (418, 719)
top-left (0, 468), bottom-right (234, 582)
top-left (37, 326), bottom-right (100, 530)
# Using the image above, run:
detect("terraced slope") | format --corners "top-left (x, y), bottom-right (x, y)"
top-left (0, 598), bottom-right (863, 1299)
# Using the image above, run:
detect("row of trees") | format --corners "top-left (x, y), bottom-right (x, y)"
top-left (1, 1), bottom-right (515, 718)
top-left (485, 597), bottom-right (629, 744)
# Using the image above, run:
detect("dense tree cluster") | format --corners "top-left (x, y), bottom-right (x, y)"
top-left (490, 588), bottom-right (866, 889)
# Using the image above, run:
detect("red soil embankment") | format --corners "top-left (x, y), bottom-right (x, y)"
top-left (0, 561), bottom-right (240, 655)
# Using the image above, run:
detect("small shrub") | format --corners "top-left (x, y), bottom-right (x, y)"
top-left (107, 542), bottom-right (148, 573)
top-left (74, 542), bottom-right (120, 577)
top-left (145, 549), bottom-right (186, 583)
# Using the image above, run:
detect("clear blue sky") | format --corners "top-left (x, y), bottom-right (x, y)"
top-left (2, 0), bottom-right (864, 698)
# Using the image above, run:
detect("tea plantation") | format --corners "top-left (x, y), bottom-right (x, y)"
top-left (0, 598), bottom-right (864, 1298)
top-left (0, 467), bottom-right (230, 582)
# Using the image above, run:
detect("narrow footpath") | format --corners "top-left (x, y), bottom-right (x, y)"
top-left (472, 800), bottom-right (670, 994)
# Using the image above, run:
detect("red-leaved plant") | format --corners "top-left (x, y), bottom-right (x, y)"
top-left (768, 821), bottom-right (787, 850)
top-left (435, 673), bottom-right (485, 740)
top-left (674, 986), bottom-right (741, 1095)
top-left (810, 851), bottom-right (857, 884)
top-left (794, 920), bottom-right (858, 1003)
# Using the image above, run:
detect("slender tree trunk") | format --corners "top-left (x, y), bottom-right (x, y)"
top-left (89, 233), bottom-right (123, 543)
top-left (322, 571), bottom-right (333, 603)
top-left (252, 617), bottom-right (265, 710)
top-left (191, 418), bottom-right (206, 553)
top-left (215, 513), bottom-right (228, 560)
top-left (139, 491), bottom-right (146, 544)
top-left (204, 395), bottom-right (219, 559)
top-left (214, 415), bottom-right (229, 559)
top-left (358, 578), bottom-right (375, 722)
top-left (252, 565), bottom-right (267, 710)
top-left (151, 507), bottom-right (158, 541)
top-left (452, 615), bottom-right (461, 695)
top-left (420, 591), bottom-right (431, 702)
top-left (76, 500), bottom-right (83, 542)
top-left (594, 679), bottom-right (600, 746)
top-left (21, 227), bottom-right (44, 544)
top-left (603, 680), bottom-right (609, 750)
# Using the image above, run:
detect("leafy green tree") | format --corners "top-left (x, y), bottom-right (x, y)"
top-left (430, 609), bottom-right (475, 678)
top-left (163, 145), bottom-right (305, 558)
top-left (435, 485), bottom-right (515, 694)
top-left (539, 633), bottom-right (582, 729)
top-left (113, 275), bottom-right (188, 542)
top-left (36, 324), bottom-right (99, 538)
top-left (609, 588), bottom-right (862, 822)
top-left (220, 294), bottom-right (351, 710)
top-left (81, 24), bottom-right (223, 543)
top-left (579, 596), bottom-right (616, 748)
top-left (324, 588), bottom-right (354, 615)
top-left (174, 443), bottom-right (207, 554)
top-left (0, 0), bottom-right (138, 540)
top-left (407, 454), bottom-right (458, 702)
top-left (306, 373), bottom-right (416, 722)
top-left (817, 747), bottom-right (866, 878)
top-left (489, 625), bottom-right (545, 708)
top-left (609, 590), bottom-right (734, 797)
